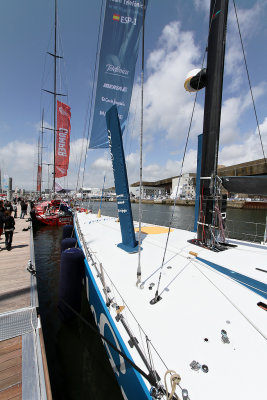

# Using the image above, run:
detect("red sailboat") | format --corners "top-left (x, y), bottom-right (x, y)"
top-left (34, 199), bottom-right (73, 226)
top-left (35, 1), bottom-right (73, 227)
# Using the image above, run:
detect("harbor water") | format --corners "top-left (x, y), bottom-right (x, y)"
top-left (34, 203), bottom-right (266, 399)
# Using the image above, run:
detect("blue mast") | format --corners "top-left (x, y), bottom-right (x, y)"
top-left (106, 105), bottom-right (138, 253)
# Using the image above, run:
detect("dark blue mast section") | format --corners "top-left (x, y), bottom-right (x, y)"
top-left (197, 0), bottom-right (229, 245)
top-left (106, 105), bottom-right (138, 252)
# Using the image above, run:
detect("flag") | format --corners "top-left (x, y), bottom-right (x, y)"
top-left (55, 101), bottom-right (71, 178)
top-left (37, 165), bottom-right (42, 192)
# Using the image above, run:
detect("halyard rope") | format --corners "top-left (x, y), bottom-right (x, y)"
top-left (164, 370), bottom-right (181, 400)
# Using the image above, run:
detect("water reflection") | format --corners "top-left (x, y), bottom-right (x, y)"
top-left (34, 225), bottom-right (122, 400)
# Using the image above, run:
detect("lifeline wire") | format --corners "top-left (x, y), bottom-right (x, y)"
top-left (60, 298), bottom-right (158, 388)
top-left (83, 235), bottom-right (169, 370)
top-left (232, 0), bottom-right (266, 163)
top-left (153, 0), bottom-right (218, 300)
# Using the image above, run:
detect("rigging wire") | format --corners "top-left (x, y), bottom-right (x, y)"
top-left (80, 0), bottom-right (106, 189)
top-left (137, 0), bottom-right (146, 285)
top-left (232, 0), bottom-right (266, 163)
top-left (152, 0), bottom-right (219, 301)
top-left (75, 78), bottom-right (93, 192)
top-left (152, 74), bottom-right (203, 300)
top-left (39, 22), bottom-right (54, 190)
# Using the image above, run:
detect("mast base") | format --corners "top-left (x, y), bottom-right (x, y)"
top-left (188, 238), bottom-right (236, 252)
top-left (117, 243), bottom-right (140, 253)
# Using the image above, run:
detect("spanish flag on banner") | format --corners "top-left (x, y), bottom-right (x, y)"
top-left (113, 14), bottom-right (120, 21)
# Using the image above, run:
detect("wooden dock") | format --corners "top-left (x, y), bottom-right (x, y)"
top-left (0, 208), bottom-right (51, 399)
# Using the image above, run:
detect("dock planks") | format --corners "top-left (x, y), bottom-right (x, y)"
top-left (0, 337), bottom-right (22, 399)
top-left (0, 212), bottom-right (31, 314)
top-left (0, 206), bottom-right (52, 399)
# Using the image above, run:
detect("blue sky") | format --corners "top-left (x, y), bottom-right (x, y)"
top-left (0, 0), bottom-right (267, 191)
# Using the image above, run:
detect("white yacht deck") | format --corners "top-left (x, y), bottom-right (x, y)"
top-left (76, 212), bottom-right (267, 400)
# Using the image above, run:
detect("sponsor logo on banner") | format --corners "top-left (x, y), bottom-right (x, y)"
top-left (100, 110), bottom-right (123, 120)
top-left (110, 0), bottom-right (143, 8)
top-left (55, 101), bottom-right (71, 178)
top-left (101, 97), bottom-right (125, 107)
top-left (59, 106), bottom-right (69, 117)
top-left (103, 83), bottom-right (128, 92)
top-left (112, 13), bottom-right (137, 25)
top-left (113, 13), bottom-right (120, 21)
top-left (105, 64), bottom-right (129, 76)
top-left (56, 166), bottom-right (65, 175)
top-left (120, 16), bottom-right (136, 25)
top-left (89, 0), bottom-right (149, 148)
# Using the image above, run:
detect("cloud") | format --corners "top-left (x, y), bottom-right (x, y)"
top-left (34, 119), bottom-right (53, 133)
top-left (91, 155), bottom-right (111, 170)
top-left (193, 0), bottom-right (210, 13)
top-left (219, 82), bottom-right (267, 145)
top-left (0, 141), bottom-right (36, 190)
top-left (130, 21), bottom-right (204, 151)
top-left (225, 1), bottom-right (267, 90)
top-left (194, 1), bottom-right (267, 92)
top-left (219, 115), bottom-right (267, 166)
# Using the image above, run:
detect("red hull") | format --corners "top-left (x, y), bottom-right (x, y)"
top-left (34, 200), bottom-right (73, 226)
top-left (35, 213), bottom-right (73, 226)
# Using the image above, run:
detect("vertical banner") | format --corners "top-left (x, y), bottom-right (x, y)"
top-left (37, 165), bottom-right (42, 192)
top-left (89, 0), bottom-right (148, 149)
top-left (55, 101), bottom-right (71, 178)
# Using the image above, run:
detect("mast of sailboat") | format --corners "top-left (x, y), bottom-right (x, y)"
top-left (197, 0), bottom-right (229, 245)
top-left (40, 109), bottom-right (44, 197)
top-left (53, 0), bottom-right (57, 194)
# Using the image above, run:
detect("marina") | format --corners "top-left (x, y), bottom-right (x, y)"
top-left (0, 0), bottom-right (267, 399)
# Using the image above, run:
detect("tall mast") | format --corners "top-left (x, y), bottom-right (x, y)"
top-left (40, 109), bottom-right (44, 196)
top-left (197, 0), bottom-right (229, 245)
top-left (53, 0), bottom-right (57, 194)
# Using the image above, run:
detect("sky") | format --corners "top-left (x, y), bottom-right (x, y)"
top-left (0, 0), bottom-right (267, 191)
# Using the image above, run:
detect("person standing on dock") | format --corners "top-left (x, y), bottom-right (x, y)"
top-left (3, 210), bottom-right (15, 251)
top-left (0, 201), bottom-right (4, 243)
top-left (20, 200), bottom-right (27, 219)
top-left (13, 202), bottom-right (17, 218)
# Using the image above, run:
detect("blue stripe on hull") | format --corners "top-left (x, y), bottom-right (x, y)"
top-left (74, 224), bottom-right (151, 400)
top-left (196, 257), bottom-right (267, 299)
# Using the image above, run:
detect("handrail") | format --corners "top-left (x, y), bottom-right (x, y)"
top-left (30, 220), bottom-right (39, 308)
top-left (74, 212), bottom-right (162, 383)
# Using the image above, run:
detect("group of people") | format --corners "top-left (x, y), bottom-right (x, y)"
top-left (0, 198), bottom-right (30, 251)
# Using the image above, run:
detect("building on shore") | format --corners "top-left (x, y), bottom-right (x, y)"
top-left (130, 173), bottom-right (196, 200)
top-left (171, 173), bottom-right (196, 199)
